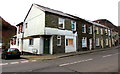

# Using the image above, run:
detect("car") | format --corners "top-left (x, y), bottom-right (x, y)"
top-left (1, 48), bottom-right (21, 59)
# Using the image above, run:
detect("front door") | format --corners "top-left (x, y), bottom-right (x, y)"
top-left (101, 39), bottom-right (104, 48)
top-left (89, 39), bottom-right (92, 50)
top-left (44, 37), bottom-right (50, 54)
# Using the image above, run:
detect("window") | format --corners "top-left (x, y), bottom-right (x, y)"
top-left (71, 21), bottom-right (76, 31)
top-left (10, 39), bottom-right (13, 45)
top-left (106, 39), bottom-right (108, 46)
top-left (88, 26), bottom-right (92, 34)
top-left (17, 39), bottom-right (19, 46)
top-left (82, 37), bottom-right (87, 47)
top-left (108, 30), bottom-right (111, 36)
top-left (57, 36), bottom-right (61, 46)
top-left (96, 27), bottom-right (99, 34)
top-left (25, 23), bottom-right (28, 28)
top-left (58, 18), bottom-right (65, 29)
top-left (66, 39), bottom-right (74, 46)
top-left (29, 39), bottom-right (34, 45)
top-left (96, 38), bottom-right (100, 46)
top-left (82, 24), bottom-right (86, 33)
top-left (18, 25), bottom-right (23, 34)
top-left (100, 28), bottom-right (103, 35)
top-left (105, 29), bottom-right (108, 35)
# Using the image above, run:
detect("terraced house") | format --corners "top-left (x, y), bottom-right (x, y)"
top-left (11, 4), bottom-right (78, 54)
top-left (10, 4), bottom-right (119, 55)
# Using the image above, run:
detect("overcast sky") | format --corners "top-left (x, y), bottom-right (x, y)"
top-left (0, 0), bottom-right (119, 26)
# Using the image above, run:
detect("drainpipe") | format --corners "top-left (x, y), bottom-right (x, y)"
top-left (93, 25), bottom-right (96, 49)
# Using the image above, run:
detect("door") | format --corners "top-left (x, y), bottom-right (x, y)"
top-left (89, 39), bottom-right (92, 50)
top-left (101, 39), bottom-right (104, 48)
top-left (44, 38), bottom-right (50, 54)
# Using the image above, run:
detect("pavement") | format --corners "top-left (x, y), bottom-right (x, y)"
top-left (20, 45), bottom-right (120, 60)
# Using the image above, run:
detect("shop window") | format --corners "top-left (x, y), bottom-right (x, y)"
top-left (66, 39), bottom-right (74, 46)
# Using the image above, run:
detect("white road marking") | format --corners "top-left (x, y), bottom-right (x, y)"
top-left (59, 58), bottom-right (93, 67)
top-left (31, 60), bottom-right (37, 62)
top-left (102, 54), bottom-right (112, 58)
top-left (10, 62), bottom-right (19, 64)
top-left (113, 53), bottom-right (119, 55)
top-left (0, 63), bottom-right (8, 66)
top-left (102, 53), bottom-right (118, 58)
top-left (21, 60), bottom-right (29, 63)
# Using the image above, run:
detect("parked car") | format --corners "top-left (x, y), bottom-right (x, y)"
top-left (1, 48), bottom-right (21, 59)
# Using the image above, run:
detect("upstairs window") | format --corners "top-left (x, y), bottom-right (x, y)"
top-left (71, 21), bottom-right (76, 31)
top-left (25, 23), bottom-right (28, 28)
top-left (18, 25), bottom-right (23, 34)
top-left (108, 30), bottom-right (111, 36)
top-left (100, 28), bottom-right (103, 35)
top-left (88, 26), bottom-right (92, 34)
top-left (29, 39), bottom-right (34, 45)
top-left (96, 27), bottom-right (99, 34)
top-left (57, 36), bottom-right (61, 46)
top-left (58, 18), bottom-right (65, 29)
top-left (82, 37), bottom-right (87, 47)
top-left (105, 29), bottom-right (108, 35)
top-left (82, 24), bottom-right (86, 33)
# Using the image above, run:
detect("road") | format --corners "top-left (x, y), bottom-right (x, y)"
top-left (1, 47), bottom-right (119, 72)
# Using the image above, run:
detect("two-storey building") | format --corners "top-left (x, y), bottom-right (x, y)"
top-left (12, 4), bottom-right (78, 54)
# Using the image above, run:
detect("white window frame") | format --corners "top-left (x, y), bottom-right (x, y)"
top-left (96, 38), bottom-right (100, 46)
top-left (96, 27), bottom-right (99, 34)
top-left (106, 38), bottom-right (109, 46)
top-left (58, 18), bottom-right (65, 29)
top-left (89, 26), bottom-right (92, 34)
top-left (82, 37), bottom-right (87, 47)
top-left (82, 24), bottom-right (86, 33)
top-left (100, 28), bottom-right (103, 35)
top-left (71, 21), bottom-right (76, 31)
top-left (105, 29), bottom-right (108, 35)
top-left (57, 36), bottom-right (61, 46)
top-left (108, 30), bottom-right (111, 36)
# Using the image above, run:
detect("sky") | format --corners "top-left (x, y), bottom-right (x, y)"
top-left (0, 0), bottom-right (119, 26)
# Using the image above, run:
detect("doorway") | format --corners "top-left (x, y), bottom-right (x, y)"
top-left (43, 37), bottom-right (50, 54)
top-left (89, 38), bottom-right (92, 50)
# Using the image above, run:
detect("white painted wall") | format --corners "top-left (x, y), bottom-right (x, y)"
top-left (23, 37), bottom-right (43, 54)
top-left (16, 26), bottom-right (23, 38)
top-left (23, 4), bottom-right (45, 37)
top-left (65, 35), bottom-right (77, 53)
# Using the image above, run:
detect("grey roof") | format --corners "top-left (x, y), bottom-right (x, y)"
top-left (34, 4), bottom-right (77, 19)
top-left (83, 19), bottom-right (108, 28)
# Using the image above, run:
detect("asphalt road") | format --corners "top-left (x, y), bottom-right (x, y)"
top-left (1, 47), bottom-right (119, 72)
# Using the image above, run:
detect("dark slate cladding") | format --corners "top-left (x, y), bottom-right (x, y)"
top-left (45, 12), bottom-right (73, 31)
top-left (76, 19), bottom-right (93, 51)
top-left (53, 35), bottom-right (65, 54)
